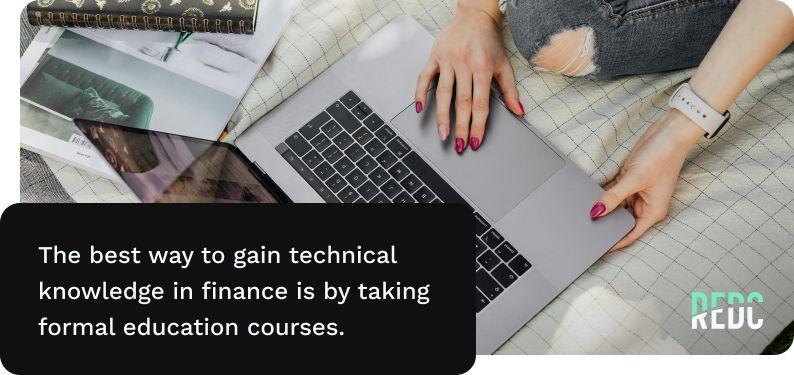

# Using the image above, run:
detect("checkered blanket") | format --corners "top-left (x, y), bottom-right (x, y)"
top-left (38, 0), bottom-right (793, 354)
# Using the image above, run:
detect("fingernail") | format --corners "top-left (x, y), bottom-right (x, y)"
top-left (470, 137), bottom-right (480, 151)
top-left (590, 201), bottom-right (606, 219)
top-left (519, 101), bottom-right (525, 115)
top-left (438, 124), bottom-right (449, 141)
top-left (415, 101), bottom-right (423, 113)
top-left (455, 138), bottom-right (466, 153)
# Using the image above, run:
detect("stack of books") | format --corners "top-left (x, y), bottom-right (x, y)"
top-left (20, 0), bottom-right (300, 180)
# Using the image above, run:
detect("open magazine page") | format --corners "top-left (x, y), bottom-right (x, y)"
top-left (19, 0), bottom-right (300, 179)
top-left (20, 97), bottom-right (120, 180)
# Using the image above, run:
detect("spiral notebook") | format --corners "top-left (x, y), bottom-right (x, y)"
top-left (27, 0), bottom-right (260, 34)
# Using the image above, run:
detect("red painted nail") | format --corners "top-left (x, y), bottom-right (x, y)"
top-left (415, 101), bottom-right (423, 113)
top-left (455, 138), bottom-right (466, 153)
top-left (470, 137), bottom-right (480, 151)
top-left (519, 101), bottom-right (525, 115)
top-left (590, 201), bottom-right (606, 219)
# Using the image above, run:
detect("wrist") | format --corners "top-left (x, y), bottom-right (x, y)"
top-left (457, 0), bottom-right (501, 25)
top-left (662, 108), bottom-right (705, 149)
top-left (688, 73), bottom-right (732, 114)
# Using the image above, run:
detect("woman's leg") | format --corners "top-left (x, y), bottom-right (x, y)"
top-left (506, 0), bottom-right (741, 78)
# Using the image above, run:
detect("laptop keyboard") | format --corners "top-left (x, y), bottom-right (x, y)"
top-left (275, 91), bottom-right (532, 314)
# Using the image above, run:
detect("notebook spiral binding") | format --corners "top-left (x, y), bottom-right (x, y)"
top-left (30, 11), bottom-right (250, 34)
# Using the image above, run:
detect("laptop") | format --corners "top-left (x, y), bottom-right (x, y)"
top-left (74, 15), bottom-right (634, 353)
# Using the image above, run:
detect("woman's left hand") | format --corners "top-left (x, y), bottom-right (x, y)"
top-left (591, 109), bottom-right (705, 251)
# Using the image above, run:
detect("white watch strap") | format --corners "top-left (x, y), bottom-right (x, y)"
top-left (668, 83), bottom-right (730, 139)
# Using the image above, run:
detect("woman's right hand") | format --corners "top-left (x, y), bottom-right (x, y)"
top-left (414, 0), bottom-right (524, 153)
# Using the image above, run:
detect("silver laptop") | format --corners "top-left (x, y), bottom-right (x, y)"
top-left (76, 16), bottom-right (634, 353)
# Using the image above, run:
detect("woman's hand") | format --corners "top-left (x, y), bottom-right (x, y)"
top-left (593, 0), bottom-right (793, 252)
top-left (591, 109), bottom-right (704, 251)
top-left (414, 0), bottom-right (524, 153)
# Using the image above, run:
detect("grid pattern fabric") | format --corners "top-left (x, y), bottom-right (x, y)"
top-left (39, 0), bottom-right (793, 354)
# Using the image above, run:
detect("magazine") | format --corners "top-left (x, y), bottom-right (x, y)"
top-left (20, 0), bottom-right (299, 180)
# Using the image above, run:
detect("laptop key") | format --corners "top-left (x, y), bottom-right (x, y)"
top-left (476, 269), bottom-right (503, 300)
top-left (374, 125), bottom-right (396, 144)
top-left (280, 149), bottom-right (339, 203)
top-left (321, 120), bottom-right (342, 138)
top-left (333, 132), bottom-right (355, 150)
top-left (338, 186), bottom-right (360, 203)
top-left (376, 150), bottom-right (398, 169)
top-left (314, 162), bottom-right (334, 181)
top-left (482, 229), bottom-right (504, 249)
top-left (477, 250), bottom-right (500, 271)
top-left (356, 155), bottom-right (378, 174)
top-left (370, 193), bottom-right (390, 203)
top-left (393, 191), bottom-right (416, 204)
top-left (326, 173), bottom-right (347, 193)
top-left (340, 91), bottom-right (360, 109)
top-left (351, 103), bottom-right (371, 120)
top-left (412, 186), bottom-right (436, 203)
top-left (285, 132), bottom-right (311, 156)
top-left (327, 101), bottom-right (362, 133)
top-left (352, 127), bottom-right (374, 145)
top-left (325, 101), bottom-right (361, 133)
top-left (357, 181), bottom-right (379, 201)
top-left (473, 212), bottom-right (490, 236)
top-left (475, 237), bottom-right (487, 256)
top-left (388, 162), bottom-right (410, 181)
top-left (400, 174), bottom-right (422, 193)
top-left (369, 167), bottom-right (390, 186)
top-left (344, 144), bottom-right (367, 162)
top-left (300, 112), bottom-right (329, 139)
top-left (356, 102), bottom-right (372, 117)
top-left (380, 179), bottom-right (402, 199)
top-left (345, 169), bottom-right (367, 188)
top-left (363, 113), bottom-right (384, 131)
top-left (476, 289), bottom-right (490, 312)
top-left (322, 145), bottom-right (343, 164)
top-left (276, 143), bottom-right (290, 155)
top-left (495, 242), bottom-right (518, 262)
top-left (302, 150), bottom-right (322, 169)
top-left (333, 157), bottom-right (355, 176)
top-left (387, 137), bottom-right (411, 158)
top-left (508, 255), bottom-right (532, 276)
top-left (310, 133), bottom-right (332, 152)
top-left (364, 139), bottom-right (386, 157)
top-left (402, 152), bottom-right (473, 212)
top-left (492, 263), bottom-right (518, 288)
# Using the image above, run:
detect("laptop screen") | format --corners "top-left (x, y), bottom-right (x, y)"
top-left (74, 120), bottom-right (284, 203)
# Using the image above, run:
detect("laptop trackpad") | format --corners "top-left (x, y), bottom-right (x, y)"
top-left (391, 94), bottom-right (565, 221)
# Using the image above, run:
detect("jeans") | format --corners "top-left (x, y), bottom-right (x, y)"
top-left (506, 0), bottom-right (741, 78)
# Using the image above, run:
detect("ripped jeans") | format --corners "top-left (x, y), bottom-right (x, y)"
top-left (506, 0), bottom-right (741, 78)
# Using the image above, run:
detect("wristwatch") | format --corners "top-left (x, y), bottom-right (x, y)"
top-left (668, 83), bottom-right (731, 139)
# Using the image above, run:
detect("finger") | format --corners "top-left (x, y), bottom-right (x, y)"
top-left (415, 61), bottom-right (439, 114)
top-left (603, 179), bottom-right (633, 208)
top-left (469, 71), bottom-right (492, 151)
top-left (590, 175), bottom-right (641, 219)
top-left (435, 65), bottom-right (455, 142)
top-left (453, 67), bottom-right (473, 153)
top-left (609, 215), bottom-right (656, 251)
top-left (494, 58), bottom-right (524, 115)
